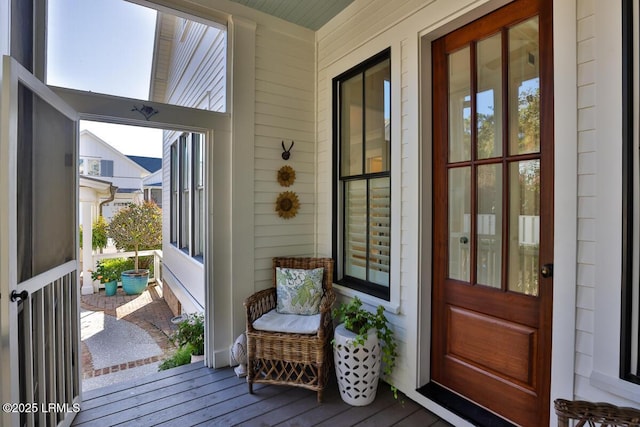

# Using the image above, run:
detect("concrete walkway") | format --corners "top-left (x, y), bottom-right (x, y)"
top-left (80, 283), bottom-right (177, 391)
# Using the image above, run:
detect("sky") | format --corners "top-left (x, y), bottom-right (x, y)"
top-left (47, 0), bottom-right (163, 158)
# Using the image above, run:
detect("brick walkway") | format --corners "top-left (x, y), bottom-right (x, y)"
top-left (80, 283), bottom-right (178, 380)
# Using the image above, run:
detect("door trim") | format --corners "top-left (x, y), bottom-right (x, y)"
top-left (414, 0), bottom-right (576, 423)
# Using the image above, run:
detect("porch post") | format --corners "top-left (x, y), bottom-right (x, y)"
top-left (81, 201), bottom-right (94, 295)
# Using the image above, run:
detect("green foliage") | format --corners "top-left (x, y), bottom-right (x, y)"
top-left (170, 313), bottom-right (205, 356)
top-left (108, 201), bottom-right (162, 270)
top-left (90, 258), bottom-right (133, 283)
top-left (332, 297), bottom-right (398, 396)
top-left (92, 215), bottom-right (109, 250)
top-left (158, 344), bottom-right (194, 371)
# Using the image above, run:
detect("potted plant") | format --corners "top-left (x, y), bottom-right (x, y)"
top-left (108, 201), bottom-right (162, 295)
top-left (91, 258), bottom-right (132, 296)
top-left (332, 296), bottom-right (398, 406)
top-left (170, 313), bottom-right (205, 363)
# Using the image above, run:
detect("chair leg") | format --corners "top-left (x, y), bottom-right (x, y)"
top-left (317, 390), bottom-right (323, 403)
top-left (248, 380), bottom-right (254, 394)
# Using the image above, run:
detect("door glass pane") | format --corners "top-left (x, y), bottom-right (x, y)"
top-left (508, 160), bottom-right (540, 295)
top-left (448, 47), bottom-right (471, 163)
top-left (448, 167), bottom-right (471, 281)
top-left (345, 180), bottom-right (367, 280)
top-left (509, 17), bottom-right (540, 155)
top-left (341, 74), bottom-right (364, 176)
top-left (365, 59), bottom-right (391, 173)
top-left (369, 178), bottom-right (390, 286)
top-left (477, 164), bottom-right (502, 288)
top-left (477, 34), bottom-right (503, 159)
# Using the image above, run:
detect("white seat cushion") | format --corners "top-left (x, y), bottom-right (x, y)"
top-left (252, 309), bottom-right (321, 334)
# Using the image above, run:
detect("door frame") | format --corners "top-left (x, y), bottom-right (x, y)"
top-left (415, 0), bottom-right (577, 423)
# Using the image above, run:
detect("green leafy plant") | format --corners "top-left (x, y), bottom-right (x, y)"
top-left (158, 344), bottom-right (194, 371)
top-left (333, 296), bottom-right (398, 395)
top-left (108, 201), bottom-right (162, 271)
top-left (90, 258), bottom-right (133, 283)
top-left (170, 313), bottom-right (205, 356)
top-left (92, 215), bottom-right (109, 251)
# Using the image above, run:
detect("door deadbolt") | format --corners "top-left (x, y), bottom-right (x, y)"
top-left (541, 264), bottom-right (553, 278)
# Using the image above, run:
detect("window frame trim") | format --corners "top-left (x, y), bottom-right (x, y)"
top-left (332, 47), bottom-right (392, 301)
top-left (621, 0), bottom-right (640, 385)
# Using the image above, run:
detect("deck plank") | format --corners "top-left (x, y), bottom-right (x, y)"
top-left (73, 366), bottom-right (444, 427)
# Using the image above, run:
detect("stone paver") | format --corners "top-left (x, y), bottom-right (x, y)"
top-left (80, 283), bottom-right (177, 382)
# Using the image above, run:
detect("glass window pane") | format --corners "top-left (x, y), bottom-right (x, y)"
top-left (448, 47), bottom-right (471, 163)
top-left (344, 180), bottom-right (367, 280)
top-left (448, 167), bottom-right (471, 281)
top-left (365, 59), bottom-right (391, 173)
top-left (477, 34), bottom-right (503, 159)
top-left (509, 17), bottom-right (540, 155)
top-left (508, 160), bottom-right (540, 295)
top-left (477, 164), bottom-right (502, 288)
top-left (368, 178), bottom-right (390, 286)
top-left (341, 74), bottom-right (363, 176)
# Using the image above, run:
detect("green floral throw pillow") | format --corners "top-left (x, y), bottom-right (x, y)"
top-left (276, 267), bottom-right (324, 315)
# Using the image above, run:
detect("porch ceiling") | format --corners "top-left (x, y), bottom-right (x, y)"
top-left (227, 0), bottom-right (355, 30)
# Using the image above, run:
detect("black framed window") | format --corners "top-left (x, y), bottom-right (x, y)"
top-left (621, 0), bottom-right (640, 385)
top-left (333, 49), bottom-right (391, 300)
top-left (169, 132), bottom-right (205, 262)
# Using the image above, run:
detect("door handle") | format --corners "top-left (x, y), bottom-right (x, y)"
top-left (541, 264), bottom-right (553, 278)
top-left (10, 290), bottom-right (28, 303)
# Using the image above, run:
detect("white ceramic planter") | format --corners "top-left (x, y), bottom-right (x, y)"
top-left (333, 323), bottom-right (381, 406)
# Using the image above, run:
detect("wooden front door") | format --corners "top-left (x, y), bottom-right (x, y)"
top-left (431, 0), bottom-right (553, 425)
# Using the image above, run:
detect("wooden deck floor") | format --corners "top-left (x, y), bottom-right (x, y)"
top-left (73, 362), bottom-right (451, 427)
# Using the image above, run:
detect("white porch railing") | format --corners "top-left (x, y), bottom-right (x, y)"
top-left (88, 249), bottom-right (163, 292)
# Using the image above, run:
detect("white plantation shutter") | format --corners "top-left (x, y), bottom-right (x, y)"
top-left (344, 177), bottom-right (390, 287)
top-left (368, 178), bottom-right (390, 285)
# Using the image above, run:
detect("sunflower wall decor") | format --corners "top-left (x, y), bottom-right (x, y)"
top-left (277, 165), bottom-right (296, 187)
top-left (275, 191), bottom-right (300, 219)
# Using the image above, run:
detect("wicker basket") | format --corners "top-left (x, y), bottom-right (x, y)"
top-left (554, 399), bottom-right (640, 426)
top-left (244, 257), bottom-right (335, 402)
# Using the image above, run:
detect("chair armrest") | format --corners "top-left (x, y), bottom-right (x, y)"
top-left (318, 288), bottom-right (336, 339)
top-left (244, 288), bottom-right (277, 332)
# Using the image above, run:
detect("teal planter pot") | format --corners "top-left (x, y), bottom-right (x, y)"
top-left (104, 280), bottom-right (117, 296)
top-left (121, 270), bottom-right (149, 295)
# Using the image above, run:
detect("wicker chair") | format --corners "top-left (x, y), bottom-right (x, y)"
top-left (244, 257), bottom-right (335, 402)
top-left (555, 399), bottom-right (640, 426)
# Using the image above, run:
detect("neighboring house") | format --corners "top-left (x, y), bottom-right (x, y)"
top-left (2, 1), bottom-right (640, 426)
top-left (143, 168), bottom-right (163, 208)
top-left (79, 129), bottom-right (161, 220)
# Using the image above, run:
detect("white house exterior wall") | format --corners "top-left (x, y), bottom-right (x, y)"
top-left (253, 24), bottom-right (316, 291)
top-left (578, 0), bottom-right (640, 405)
top-left (315, 0), bottom-right (640, 422)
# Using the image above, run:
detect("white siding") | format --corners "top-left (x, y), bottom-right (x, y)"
top-left (575, 0), bottom-right (640, 405)
top-left (253, 25), bottom-right (316, 290)
top-left (575, 0), bottom-right (598, 401)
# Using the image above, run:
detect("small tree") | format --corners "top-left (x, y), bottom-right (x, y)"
top-left (108, 201), bottom-right (162, 271)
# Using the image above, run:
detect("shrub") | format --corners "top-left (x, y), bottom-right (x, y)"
top-left (92, 215), bottom-right (109, 251)
top-left (90, 258), bottom-right (133, 283)
top-left (158, 344), bottom-right (194, 371)
top-left (170, 313), bottom-right (204, 356)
